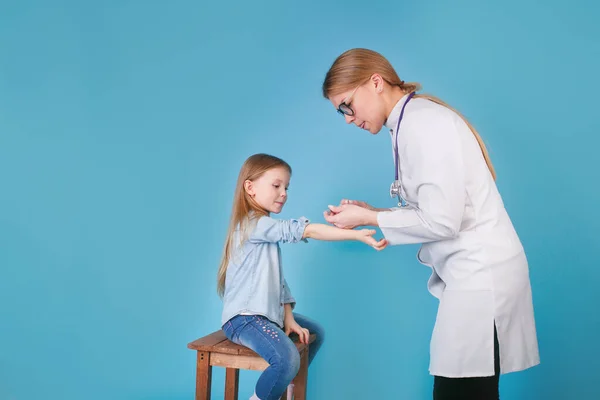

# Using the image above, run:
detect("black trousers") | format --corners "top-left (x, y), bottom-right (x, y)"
top-left (433, 326), bottom-right (501, 400)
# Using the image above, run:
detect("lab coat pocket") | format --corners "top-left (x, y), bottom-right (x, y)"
top-left (417, 246), bottom-right (445, 299)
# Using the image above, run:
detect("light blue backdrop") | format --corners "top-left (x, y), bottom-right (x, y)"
top-left (1, 0), bottom-right (598, 399)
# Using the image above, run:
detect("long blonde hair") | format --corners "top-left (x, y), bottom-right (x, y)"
top-left (216, 153), bottom-right (292, 297)
top-left (322, 48), bottom-right (496, 180)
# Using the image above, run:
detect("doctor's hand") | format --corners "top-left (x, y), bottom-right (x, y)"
top-left (323, 204), bottom-right (377, 229)
top-left (339, 199), bottom-right (374, 210)
top-left (339, 199), bottom-right (391, 212)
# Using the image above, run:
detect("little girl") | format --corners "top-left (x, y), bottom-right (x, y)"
top-left (218, 153), bottom-right (387, 400)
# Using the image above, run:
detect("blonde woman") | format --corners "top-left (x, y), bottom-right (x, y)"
top-left (322, 48), bottom-right (540, 399)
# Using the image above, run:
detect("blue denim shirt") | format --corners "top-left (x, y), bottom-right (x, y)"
top-left (221, 215), bottom-right (309, 328)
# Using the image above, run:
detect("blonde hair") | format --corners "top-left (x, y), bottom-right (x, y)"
top-left (322, 48), bottom-right (496, 180)
top-left (216, 153), bottom-right (292, 297)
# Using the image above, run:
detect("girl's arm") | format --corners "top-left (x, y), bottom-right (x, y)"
top-left (283, 303), bottom-right (310, 344)
top-left (302, 223), bottom-right (387, 250)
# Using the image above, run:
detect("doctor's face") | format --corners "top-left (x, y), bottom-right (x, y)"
top-left (329, 78), bottom-right (388, 135)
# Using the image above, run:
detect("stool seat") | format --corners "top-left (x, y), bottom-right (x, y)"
top-left (188, 329), bottom-right (315, 400)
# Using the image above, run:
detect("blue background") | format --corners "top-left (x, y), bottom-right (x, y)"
top-left (1, 0), bottom-right (598, 399)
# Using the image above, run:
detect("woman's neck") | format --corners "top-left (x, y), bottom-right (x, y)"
top-left (384, 86), bottom-right (408, 119)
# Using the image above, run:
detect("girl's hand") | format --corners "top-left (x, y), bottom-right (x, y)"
top-left (356, 229), bottom-right (388, 251)
top-left (284, 317), bottom-right (310, 344)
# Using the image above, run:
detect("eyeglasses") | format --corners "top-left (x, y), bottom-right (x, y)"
top-left (336, 84), bottom-right (361, 117)
top-left (336, 76), bottom-right (374, 117)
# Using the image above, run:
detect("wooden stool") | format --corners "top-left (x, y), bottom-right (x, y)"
top-left (188, 330), bottom-right (316, 400)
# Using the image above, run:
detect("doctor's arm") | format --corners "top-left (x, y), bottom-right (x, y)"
top-left (376, 111), bottom-right (466, 244)
top-left (326, 110), bottom-right (466, 244)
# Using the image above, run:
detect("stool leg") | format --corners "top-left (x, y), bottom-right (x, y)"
top-left (292, 348), bottom-right (309, 400)
top-left (280, 383), bottom-right (294, 400)
top-left (225, 368), bottom-right (239, 400)
top-left (197, 351), bottom-right (212, 400)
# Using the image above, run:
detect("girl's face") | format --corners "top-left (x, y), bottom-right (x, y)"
top-left (244, 166), bottom-right (290, 214)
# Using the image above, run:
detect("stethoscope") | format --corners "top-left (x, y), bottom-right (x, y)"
top-left (389, 91), bottom-right (416, 208)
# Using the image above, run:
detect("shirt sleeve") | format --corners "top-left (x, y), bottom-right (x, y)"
top-left (377, 108), bottom-right (466, 245)
top-left (249, 216), bottom-right (310, 244)
top-left (282, 278), bottom-right (296, 309)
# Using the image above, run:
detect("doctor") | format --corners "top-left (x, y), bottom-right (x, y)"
top-left (322, 48), bottom-right (540, 399)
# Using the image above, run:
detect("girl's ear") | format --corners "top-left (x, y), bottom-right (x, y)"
top-left (244, 180), bottom-right (254, 197)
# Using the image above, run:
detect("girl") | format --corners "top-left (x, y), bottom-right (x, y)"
top-left (218, 153), bottom-right (387, 400)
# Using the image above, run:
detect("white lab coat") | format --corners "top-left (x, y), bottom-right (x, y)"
top-left (377, 94), bottom-right (540, 378)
